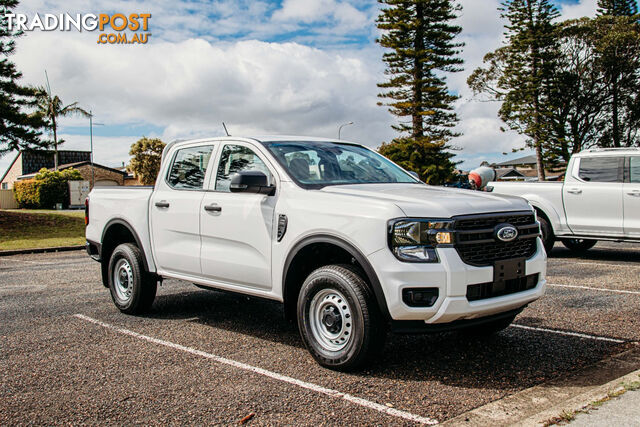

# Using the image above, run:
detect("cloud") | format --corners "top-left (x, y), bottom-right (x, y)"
top-left (0, 0), bottom-right (601, 176)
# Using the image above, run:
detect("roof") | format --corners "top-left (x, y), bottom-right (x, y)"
top-left (494, 154), bottom-right (538, 167)
top-left (495, 168), bottom-right (526, 178)
top-left (17, 161), bottom-right (126, 180)
top-left (577, 147), bottom-right (640, 157)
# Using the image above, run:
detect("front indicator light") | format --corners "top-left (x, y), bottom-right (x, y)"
top-left (435, 232), bottom-right (451, 244)
top-left (394, 246), bottom-right (438, 262)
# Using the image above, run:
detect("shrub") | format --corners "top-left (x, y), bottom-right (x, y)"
top-left (13, 168), bottom-right (84, 209)
top-left (13, 180), bottom-right (40, 209)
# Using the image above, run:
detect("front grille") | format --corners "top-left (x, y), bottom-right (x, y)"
top-left (453, 212), bottom-right (539, 266)
top-left (467, 273), bottom-right (539, 301)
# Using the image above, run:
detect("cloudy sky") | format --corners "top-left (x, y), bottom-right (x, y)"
top-left (1, 0), bottom-right (599, 175)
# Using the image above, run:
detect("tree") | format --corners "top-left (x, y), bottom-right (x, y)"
top-left (597, 0), bottom-right (638, 16)
top-left (128, 137), bottom-right (166, 185)
top-left (33, 87), bottom-right (90, 169)
top-left (0, 0), bottom-right (48, 156)
top-left (593, 2), bottom-right (640, 147)
top-left (376, 0), bottom-right (464, 184)
top-left (378, 138), bottom-right (456, 184)
top-left (468, 0), bottom-right (560, 180)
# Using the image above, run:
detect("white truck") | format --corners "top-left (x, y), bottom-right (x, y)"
top-left (489, 148), bottom-right (640, 253)
top-left (85, 136), bottom-right (547, 370)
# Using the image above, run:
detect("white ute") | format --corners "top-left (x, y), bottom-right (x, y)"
top-left (489, 148), bottom-right (640, 253)
top-left (85, 136), bottom-right (547, 370)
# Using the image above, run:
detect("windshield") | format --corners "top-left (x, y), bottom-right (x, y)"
top-left (264, 141), bottom-right (419, 188)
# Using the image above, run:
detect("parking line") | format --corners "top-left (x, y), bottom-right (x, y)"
top-left (73, 314), bottom-right (438, 425)
top-left (511, 324), bottom-right (625, 343)
top-left (549, 260), bottom-right (640, 269)
top-left (549, 283), bottom-right (640, 295)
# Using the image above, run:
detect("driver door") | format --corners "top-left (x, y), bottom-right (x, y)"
top-left (199, 142), bottom-right (278, 290)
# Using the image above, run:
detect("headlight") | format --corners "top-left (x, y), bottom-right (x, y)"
top-left (388, 219), bottom-right (454, 262)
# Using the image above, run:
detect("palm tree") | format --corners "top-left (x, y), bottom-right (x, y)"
top-left (33, 87), bottom-right (90, 169)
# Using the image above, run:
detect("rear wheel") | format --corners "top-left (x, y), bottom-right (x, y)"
top-left (297, 265), bottom-right (385, 371)
top-left (108, 243), bottom-right (157, 314)
top-left (561, 238), bottom-right (597, 253)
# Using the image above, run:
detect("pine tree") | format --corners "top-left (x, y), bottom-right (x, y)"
top-left (376, 0), bottom-right (463, 184)
top-left (0, 0), bottom-right (47, 156)
top-left (597, 0), bottom-right (638, 16)
top-left (595, 0), bottom-right (640, 147)
top-left (468, 0), bottom-right (560, 180)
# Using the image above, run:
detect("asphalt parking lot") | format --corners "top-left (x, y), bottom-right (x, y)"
top-left (1, 242), bottom-right (639, 425)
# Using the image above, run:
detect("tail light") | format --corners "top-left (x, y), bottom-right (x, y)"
top-left (85, 198), bottom-right (89, 225)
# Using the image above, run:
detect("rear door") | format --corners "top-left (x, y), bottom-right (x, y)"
top-left (563, 156), bottom-right (624, 236)
top-left (624, 156), bottom-right (640, 237)
top-left (150, 143), bottom-right (217, 276)
top-left (199, 142), bottom-right (278, 290)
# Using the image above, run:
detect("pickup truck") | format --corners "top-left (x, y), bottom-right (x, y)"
top-left (85, 136), bottom-right (547, 370)
top-left (489, 148), bottom-right (640, 253)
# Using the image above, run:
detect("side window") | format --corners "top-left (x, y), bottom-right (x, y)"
top-left (167, 145), bottom-right (214, 190)
top-left (578, 157), bottom-right (622, 183)
top-left (215, 145), bottom-right (270, 192)
top-left (631, 157), bottom-right (640, 183)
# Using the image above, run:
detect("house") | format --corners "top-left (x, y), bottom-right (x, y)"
top-left (491, 154), bottom-right (566, 181)
top-left (0, 150), bottom-right (126, 189)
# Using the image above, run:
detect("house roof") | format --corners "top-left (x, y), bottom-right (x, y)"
top-left (494, 154), bottom-right (538, 167)
top-left (495, 168), bottom-right (526, 178)
top-left (18, 161), bottom-right (126, 180)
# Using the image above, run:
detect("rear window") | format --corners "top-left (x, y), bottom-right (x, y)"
top-left (167, 145), bottom-right (214, 189)
top-left (631, 157), bottom-right (640, 183)
top-left (578, 157), bottom-right (622, 183)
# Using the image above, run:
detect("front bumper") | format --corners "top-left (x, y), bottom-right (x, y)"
top-left (368, 237), bottom-right (547, 323)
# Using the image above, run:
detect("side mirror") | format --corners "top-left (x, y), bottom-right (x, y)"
top-left (408, 171), bottom-right (420, 180)
top-left (230, 171), bottom-right (275, 195)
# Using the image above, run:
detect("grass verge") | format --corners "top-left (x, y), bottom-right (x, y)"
top-left (0, 209), bottom-right (85, 251)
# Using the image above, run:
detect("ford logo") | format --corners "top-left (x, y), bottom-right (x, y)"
top-left (496, 225), bottom-right (518, 242)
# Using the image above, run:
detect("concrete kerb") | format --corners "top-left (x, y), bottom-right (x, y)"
top-left (442, 344), bottom-right (640, 426)
top-left (0, 245), bottom-right (85, 257)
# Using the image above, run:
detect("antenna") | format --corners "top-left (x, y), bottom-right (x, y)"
top-left (44, 70), bottom-right (52, 97)
top-left (222, 122), bottom-right (230, 137)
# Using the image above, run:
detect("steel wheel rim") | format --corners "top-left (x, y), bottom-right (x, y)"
top-left (113, 258), bottom-right (133, 302)
top-left (309, 288), bottom-right (353, 352)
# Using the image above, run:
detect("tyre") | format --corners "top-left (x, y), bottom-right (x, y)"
top-left (537, 215), bottom-right (555, 254)
top-left (561, 238), bottom-right (597, 253)
top-left (459, 314), bottom-right (517, 338)
top-left (108, 243), bottom-right (157, 314)
top-left (297, 265), bottom-right (386, 371)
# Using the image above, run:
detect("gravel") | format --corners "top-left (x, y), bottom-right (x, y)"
top-left (0, 242), bottom-right (638, 425)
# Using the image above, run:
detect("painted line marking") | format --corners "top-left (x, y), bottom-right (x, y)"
top-left (549, 260), bottom-right (640, 269)
top-left (73, 314), bottom-right (438, 425)
top-left (549, 283), bottom-right (640, 295)
top-left (511, 324), bottom-right (625, 343)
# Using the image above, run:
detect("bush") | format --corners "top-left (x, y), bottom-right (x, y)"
top-left (13, 180), bottom-right (40, 209)
top-left (13, 168), bottom-right (83, 209)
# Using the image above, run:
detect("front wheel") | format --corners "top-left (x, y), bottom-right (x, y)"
top-left (537, 215), bottom-right (555, 254)
top-left (108, 243), bottom-right (157, 314)
top-left (297, 265), bottom-right (385, 371)
top-left (561, 238), bottom-right (597, 253)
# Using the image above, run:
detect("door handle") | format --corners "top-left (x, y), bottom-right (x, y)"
top-left (628, 191), bottom-right (640, 197)
top-left (567, 188), bottom-right (582, 195)
top-left (204, 204), bottom-right (222, 212)
top-left (155, 201), bottom-right (170, 208)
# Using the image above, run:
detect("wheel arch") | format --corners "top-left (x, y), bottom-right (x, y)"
top-left (282, 234), bottom-right (391, 322)
top-left (100, 218), bottom-right (150, 287)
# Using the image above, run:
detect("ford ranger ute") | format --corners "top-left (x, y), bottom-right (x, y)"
top-left (85, 136), bottom-right (547, 370)
top-left (489, 148), bottom-right (640, 253)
